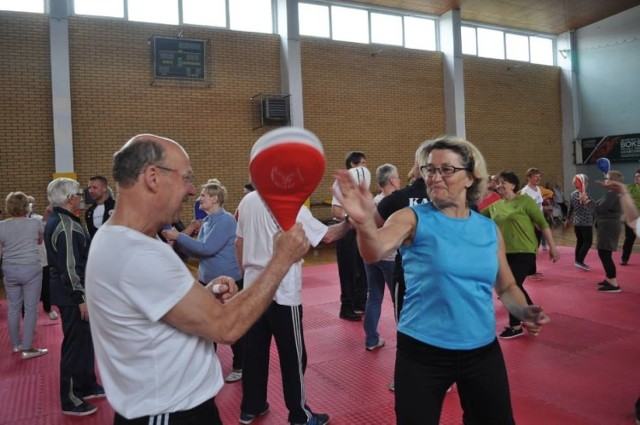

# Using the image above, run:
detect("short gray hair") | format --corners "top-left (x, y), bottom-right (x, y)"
top-left (376, 164), bottom-right (398, 188)
top-left (113, 135), bottom-right (166, 188)
top-left (47, 178), bottom-right (80, 207)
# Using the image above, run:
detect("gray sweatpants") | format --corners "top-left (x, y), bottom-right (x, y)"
top-left (3, 265), bottom-right (42, 349)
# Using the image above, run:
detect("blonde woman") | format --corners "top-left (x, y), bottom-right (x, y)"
top-left (0, 192), bottom-right (47, 359)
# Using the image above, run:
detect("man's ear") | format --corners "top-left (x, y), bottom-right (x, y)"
top-left (141, 166), bottom-right (161, 193)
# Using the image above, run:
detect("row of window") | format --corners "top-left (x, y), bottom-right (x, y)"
top-left (0, 0), bottom-right (555, 65)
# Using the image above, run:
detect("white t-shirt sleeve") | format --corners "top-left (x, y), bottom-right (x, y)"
top-left (120, 246), bottom-right (195, 322)
top-left (331, 180), bottom-right (341, 207)
top-left (297, 206), bottom-right (328, 247)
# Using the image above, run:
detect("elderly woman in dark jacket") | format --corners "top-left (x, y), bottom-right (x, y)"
top-left (592, 170), bottom-right (624, 292)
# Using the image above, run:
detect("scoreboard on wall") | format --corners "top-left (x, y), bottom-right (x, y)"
top-left (153, 36), bottom-right (205, 80)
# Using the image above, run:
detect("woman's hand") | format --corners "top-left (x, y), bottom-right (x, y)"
top-left (520, 305), bottom-right (550, 336)
top-left (332, 170), bottom-right (376, 225)
top-left (548, 246), bottom-right (560, 262)
top-left (162, 228), bottom-right (180, 241)
top-left (183, 219), bottom-right (202, 237)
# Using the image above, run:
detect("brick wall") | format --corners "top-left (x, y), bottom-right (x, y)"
top-left (0, 11), bottom-right (563, 224)
top-left (301, 39), bottom-right (446, 212)
top-left (464, 56), bottom-right (563, 186)
top-left (0, 13), bottom-right (54, 212)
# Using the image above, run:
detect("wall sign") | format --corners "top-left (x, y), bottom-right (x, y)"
top-left (578, 133), bottom-right (640, 163)
top-left (153, 36), bottom-right (205, 80)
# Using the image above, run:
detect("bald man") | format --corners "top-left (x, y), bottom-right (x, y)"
top-left (85, 134), bottom-right (310, 424)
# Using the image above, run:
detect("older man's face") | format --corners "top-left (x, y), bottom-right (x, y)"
top-left (157, 145), bottom-right (196, 223)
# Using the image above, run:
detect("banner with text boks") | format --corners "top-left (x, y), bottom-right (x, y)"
top-left (577, 133), bottom-right (640, 164)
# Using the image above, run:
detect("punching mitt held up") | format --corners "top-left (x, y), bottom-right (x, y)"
top-left (596, 157), bottom-right (611, 175)
top-left (249, 127), bottom-right (325, 230)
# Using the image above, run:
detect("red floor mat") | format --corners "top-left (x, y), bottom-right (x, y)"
top-left (1, 246), bottom-right (638, 424)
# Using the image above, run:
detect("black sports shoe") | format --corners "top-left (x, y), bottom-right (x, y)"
top-left (239, 403), bottom-right (269, 424)
top-left (498, 327), bottom-right (524, 339)
top-left (597, 282), bottom-right (621, 293)
top-left (291, 413), bottom-right (330, 425)
top-left (339, 310), bottom-right (361, 321)
top-left (62, 401), bottom-right (97, 416)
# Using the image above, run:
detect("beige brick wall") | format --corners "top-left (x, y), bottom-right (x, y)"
top-left (301, 39), bottom-right (446, 214)
top-left (464, 56), bottom-right (563, 186)
top-left (0, 13), bottom-right (54, 212)
top-left (0, 11), bottom-right (563, 224)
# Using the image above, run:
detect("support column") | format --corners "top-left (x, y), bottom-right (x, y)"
top-left (558, 30), bottom-right (578, 193)
top-left (276, 0), bottom-right (304, 127)
top-left (439, 9), bottom-right (465, 138)
top-left (49, 0), bottom-right (75, 175)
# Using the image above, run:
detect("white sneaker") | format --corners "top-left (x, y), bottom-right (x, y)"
top-left (13, 345), bottom-right (22, 353)
top-left (22, 348), bottom-right (48, 360)
top-left (48, 311), bottom-right (59, 320)
top-left (366, 339), bottom-right (385, 351)
top-left (225, 369), bottom-right (243, 382)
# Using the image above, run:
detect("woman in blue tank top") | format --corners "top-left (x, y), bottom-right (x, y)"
top-left (334, 136), bottom-right (551, 425)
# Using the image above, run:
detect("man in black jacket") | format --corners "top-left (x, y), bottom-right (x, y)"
top-left (45, 178), bottom-right (104, 416)
top-left (85, 175), bottom-right (115, 238)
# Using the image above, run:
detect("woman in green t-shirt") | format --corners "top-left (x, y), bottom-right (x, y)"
top-left (482, 171), bottom-right (560, 339)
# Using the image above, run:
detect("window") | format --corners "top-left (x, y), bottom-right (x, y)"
top-left (461, 26), bottom-right (476, 55)
top-left (183, 0), bottom-right (226, 27)
top-left (463, 24), bottom-right (555, 66)
top-left (0, 0), bottom-right (44, 13)
top-left (530, 36), bottom-right (554, 65)
top-left (331, 5), bottom-right (368, 44)
top-left (129, 0), bottom-right (178, 25)
top-left (371, 13), bottom-right (403, 46)
top-left (299, 3), bottom-right (330, 38)
top-left (73, 0), bottom-right (123, 17)
top-left (506, 33), bottom-right (529, 62)
top-left (229, 0), bottom-right (272, 33)
top-left (477, 27), bottom-right (504, 59)
top-left (404, 16), bottom-right (436, 51)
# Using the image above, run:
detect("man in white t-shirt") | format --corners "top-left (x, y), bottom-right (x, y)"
top-left (236, 191), bottom-right (349, 425)
top-left (331, 151), bottom-right (371, 321)
top-left (85, 134), bottom-right (310, 424)
top-left (84, 176), bottom-right (115, 238)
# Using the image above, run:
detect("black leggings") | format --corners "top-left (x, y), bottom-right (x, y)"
top-left (597, 249), bottom-right (616, 279)
top-left (621, 224), bottom-right (637, 262)
top-left (574, 225), bottom-right (593, 264)
top-left (506, 253), bottom-right (535, 327)
top-left (395, 333), bottom-right (515, 425)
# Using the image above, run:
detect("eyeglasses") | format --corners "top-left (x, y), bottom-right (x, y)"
top-left (420, 165), bottom-right (469, 178)
top-left (155, 165), bottom-right (195, 185)
top-left (68, 191), bottom-right (84, 199)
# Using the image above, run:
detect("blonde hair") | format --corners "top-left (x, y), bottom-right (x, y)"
top-left (417, 136), bottom-right (488, 205)
top-left (201, 179), bottom-right (227, 206)
top-left (5, 192), bottom-right (29, 217)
